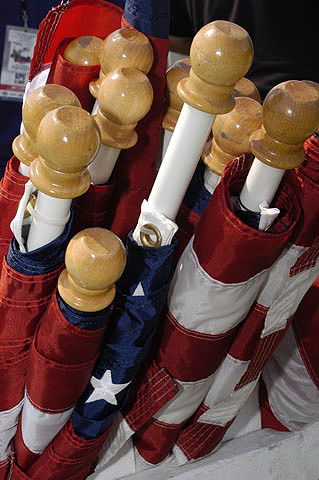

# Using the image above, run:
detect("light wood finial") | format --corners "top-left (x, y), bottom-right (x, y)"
top-left (89, 28), bottom-right (154, 99)
top-left (232, 77), bottom-right (261, 103)
top-left (203, 96), bottom-right (262, 175)
top-left (12, 84), bottom-right (80, 166)
top-left (162, 58), bottom-right (191, 132)
top-left (177, 21), bottom-right (254, 115)
top-left (30, 105), bottom-right (100, 198)
top-left (58, 227), bottom-right (126, 312)
top-left (63, 35), bottom-right (103, 66)
top-left (95, 67), bottom-right (153, 149)
top-left (250, 80), bottom-right (319, 169)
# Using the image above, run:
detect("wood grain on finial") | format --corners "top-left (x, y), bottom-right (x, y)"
top-left (162, 58), bottom-right (191, 132)
top-left (12, 84), bottom-right (80, 166)
top-left (250, 80), bottom-right (319, 169)
top-left (89, 28), bottom-right (154, 99)
top-left (63, 35), bottom-right (103, 66)
top-left (30, 105), bottom-right (100, 198)
top-left (232, 77), bottom-right (261, 103)
top-left (203, 96), bottom-right (262, 175)
top-left (177, 20), bottom-right (254, 115)
top-left (58, 227), bottom-right (126, 311)
top-left (95, 66), bottom-right (153, 149)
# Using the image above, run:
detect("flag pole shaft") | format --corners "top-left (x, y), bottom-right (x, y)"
top-left (239, 157), bottom-right (284, 211)
top-left (148, 103), bottom-right (215, 221)
top-left (88, 144), bottom-right (120, 184)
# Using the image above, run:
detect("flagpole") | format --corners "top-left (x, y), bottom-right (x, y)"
top-left (89, 28), bottom-right (154, 115)
top-left (89, 67), bottom-right (153, 185)
top-left (239, 80), bottom-right (319, 214)
top-left (26, 105), bottom-right (100, 251)
top-left (140, 21), bottom-right (254, 232)
top-left (12, 85), bottom-right (81, 177)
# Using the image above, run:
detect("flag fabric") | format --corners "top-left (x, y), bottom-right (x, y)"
top-left (259, 132), bottom-right (319, 432)
top-left (28, 0), bottom-right (170, 242)
top-left (0, 157), bottom-right (28, 269)
top-left (0, 220), bottom-right (73, 479)
top-left (10, 233), bottom-right (177, 480)
top-left (94, 157), bottom-right (300, 472)
top-left (171, 136), bottom-right (319, 463)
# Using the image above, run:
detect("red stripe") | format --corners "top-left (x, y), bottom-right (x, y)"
top-left (293, 284), bottom-right (319, 388)
top-left (259, 377), bottom-right (290, 432)
top-left (124, 360), bottom-right (179, 432)
top-left (228, 303), bottom-right (269, 362)
top-left (14, 421), bottom-right (40, 473)
top-left (157, 310), bottom-right (240, 382)
top-left (193, 164), bottom-right (300, 283)
top-left (134, 417), bottom-right (185, 465)
top-left (0, 459), bottom-right (10, 480)
top-left (176, 404), bottom-right (233, 460)
top-left (27, 293), bottom-right (107, 412)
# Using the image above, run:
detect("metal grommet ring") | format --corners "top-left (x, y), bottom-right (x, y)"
top-left (140, 223), bottom-right (162, 248)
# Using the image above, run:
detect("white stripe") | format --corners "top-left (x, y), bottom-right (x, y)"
top-left (169, 238), bottom-right (269, 335)
top-left (22, 394), bottom-right (74, 454)
top-left (199, 381), bottom-right (258, 427)
top-left (204, 354), bottom-right (250, 407)
top-left (258, 245), bottom-right (319, 337)
top-left (0, 399), bottom-right (23, 461)
top-left (262, 326), bottom-right (319, 431)
top-left (154, 374), bottom-right (215, 424)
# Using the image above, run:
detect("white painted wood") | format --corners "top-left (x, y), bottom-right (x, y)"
top-left (161, 129), bottom-right (173, 161)
top-left (88, 143), bottom-right (120, 184)
top-left (240, 157), bottom-right (284, 212)
top-left (26, 192), bottom-right (71, 251)
top-left (148, 103), bottom-right (215, 221)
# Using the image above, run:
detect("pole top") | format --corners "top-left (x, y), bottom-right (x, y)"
top-left (30, 105), bottom-right (100, 198)
top-left (203, 96), bottom-right (262, 175)
top-left (233, 77), bottom-right (261, 103)
top-left (12, 84), bottom-right (80, 166)
top-left (63, 35), bottom-right (103, 66)
top-left (250, 80), bottom-right (319, 169)
top-left (177, 21), bottom-right (254, 115)
top-left (95, 66), bottom-right (153, 149)
top-left (58, 227), bottom-right (126, 311)
top-left (89, 28), bottom-right (154, 99)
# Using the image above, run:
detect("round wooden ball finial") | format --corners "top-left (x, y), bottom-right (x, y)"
top-left (162, 58), bottom-right (191, 132)
top-left (95, 66), bottom-right (153, 149)
top-left (203, 96), bottom-right (262, 175)
top-left (12, 84), bottom-right (81, 166)
top-left (232, 77), bottom-right (261, 103)
top-left (177, 20), bottom-right (254, 115)
top-left (250, 80), bottom-right (319, 169)
top-left (30, 105), bottom-right (100, 198)
top-left (63, 35), bottom-right (103, 66)
top-left (58, 227), bottom-right (126, 312)
top-left (89, 28), bottom-right (154, 99)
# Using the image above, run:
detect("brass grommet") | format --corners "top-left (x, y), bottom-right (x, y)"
top-left (140, 223), bottom-right (162, 248)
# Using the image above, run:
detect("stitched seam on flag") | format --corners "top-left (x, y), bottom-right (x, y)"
top-left (3, 262), bottom-right (62, 282)
top-left (290, 241), bottom-right (319, 276)
top-left (180, 422), bottom-right (220, 455)
top-left (127, 383), bottom-right (177, 424)
top-left (254, 303), bottom-right (269, 315)
top-left (167, 310), bottom-right (236, 339)
top-left (237, 333), bottom-right (278, 388)
top-left (26, 390), bottom-right (74, 413)
top-left (152, 418), bottom-right (182, 429)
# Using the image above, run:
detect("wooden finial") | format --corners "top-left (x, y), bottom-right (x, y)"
top-left (58, 227), bottom-right (126, 311)
top-left (162, 58), bottom-right (191, 132)
top-left (250, 80), bottom-right (319, 169)
top-left (95, 67), bottom-right (153, 149)
top-left (63, 35), bottom-right (103, 66)
top-left (177, 20), bottom-right (253, 115)
top-left (30, 105), bottom-right (100, 198)
top-left (89, 28), bottom-right (154, 99)
top-left (232, 77), bottom-right (261, 103)
top-left (12, 84), bottom-right (80, 166)
top-left (203, 96), bottom-right (262, 175)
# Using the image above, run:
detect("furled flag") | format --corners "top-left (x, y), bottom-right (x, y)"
top-left (0, 220), bottom-right (73, 479)
top-left (10, 233), bottom-right (177, 480)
